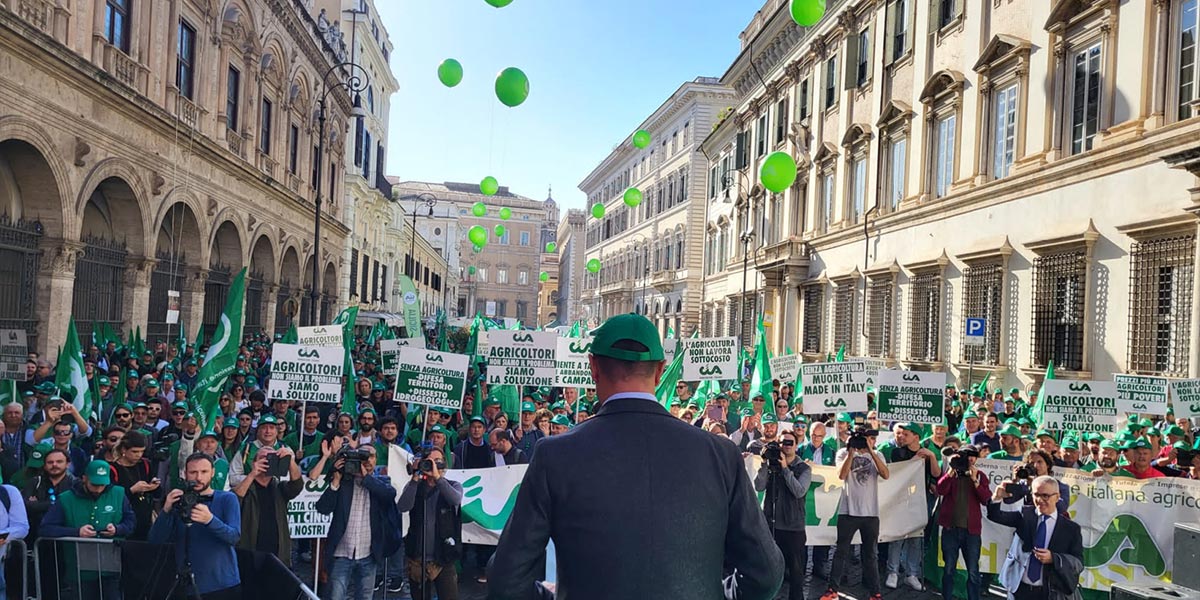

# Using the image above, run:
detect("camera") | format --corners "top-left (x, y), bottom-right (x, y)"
top-left (846, 426), bottom-right (878, 450)
top-left (174, 480), bottom-right (204, 523)
top-left (761, 441), bottom-right (783, 464)
top-left (942, 445), bottom-right (978, 474)
top-left (149, 432), bottom-right (180, 462)
top-left (405, 448), bottom-right (447, 477)
top-left (1013, 465), bottom-right (1033, 480)
top-left (336, 445), bottom-right (371, 477)
top-left (1176, 448), bottom-right (1195, 467)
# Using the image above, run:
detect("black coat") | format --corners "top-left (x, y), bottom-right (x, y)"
top-left (488, 396), bottom-right (784, 600)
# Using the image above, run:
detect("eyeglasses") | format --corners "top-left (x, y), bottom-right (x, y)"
top-left (752, 398), bottom-right (765, 403)
top-left (106, 436), bottom-right (122, 443)
top-left (781, 440), bottom-right (796, 447)
top-left (1033, 492), bottom-right (1059, 500)
top-left (172, 411), bottom-right (186, 416)
top-left (53, 431), bottom-right (71, 436)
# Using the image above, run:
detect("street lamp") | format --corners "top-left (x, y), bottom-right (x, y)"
top-left (740, 229), bottom-right (756, 351)
top-left (310, 60), bottom-right (369, 325)
top-left (397, 193), bottom-right (438, 278)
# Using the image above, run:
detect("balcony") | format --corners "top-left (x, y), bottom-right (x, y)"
top-left (226, 129), bottom-right (246, 159)
top-left (374, 171), bottom-right (394, 200)
top-left (287, 172), bottom-right (303, 193)
top-left (100, 41), bottom-right (147, 95)
top-left (600, 278), bottom-right (631, 295)
top-left (651, 269), bottom-right (677, 291)
top-left (755, 237), bottom-right (811, 287)
top-left (257, 151), bottom-right (277, 180)
top-left (174, 94), bottom-right (202, 132)
top-left (16, 0), bottom-right (53, 34)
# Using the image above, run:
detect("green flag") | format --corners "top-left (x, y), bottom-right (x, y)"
top-left (193, 323), bottom-right (204, 354)
top-left (436, 310), bottom-right (448, 352)
top-left (1030, 360), bottom-right (1054, 426)
top-left (333, 306), bottom-right (360, 415)
top-left (465, 313), bottom-right (482, 357)
top-left (749, 317), bottom-right (773, 414)
top-left (397, 275), bottom-right (421, 338)
top-left (194, 268), bottom-right (248, 431)
top-left (694, 378), bottom-right (719, 410)
top-left (835, 345), bottom-right (845, 362)
top-left (974, 371), bottom-right (991, 397)
top-left (56, 321), bottom-right (93, 419)
top-left (281, 322), bottom-right (298, 345)
top-left (0, 380), bottom-right (18, 406)
top-left (133, 326), bottom-right (145, 359)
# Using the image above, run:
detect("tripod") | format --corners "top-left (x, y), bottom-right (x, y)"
top-left (164, 521), bottom-right (204, 600)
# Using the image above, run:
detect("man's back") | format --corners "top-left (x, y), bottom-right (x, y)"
top-left (489, 397), bottom-right (783, 600)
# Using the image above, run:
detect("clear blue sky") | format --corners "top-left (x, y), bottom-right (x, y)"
top-left (376, 0), bottom-right (753, 210)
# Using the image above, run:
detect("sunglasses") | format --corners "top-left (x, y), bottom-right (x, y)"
top-left (752, 399), bottom-right (764, 403)
top-left (114, 413), bottom-right (131, 419)
top-left (106, 436), bottom-right (122, 443)
top-left (53, 430), bottom-right (71, 436)
top-left (781, 440), bottom-right (796, 447)
top-left (172, 411), bottom-right (186, 416)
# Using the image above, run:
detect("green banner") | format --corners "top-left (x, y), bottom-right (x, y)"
top-left (393, 347), bottom-right (469, 410)
top-left (875, 369), bottom-right (946, 424)
top-left (397, 275), bottom-right (421, 338)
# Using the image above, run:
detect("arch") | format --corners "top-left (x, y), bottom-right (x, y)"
top-left (210, 220), bottom-right (245, 269)
top-left (840, 123), bottom-right (874, 147)
top-left (219, 0), bottom-right (259, 49)
top-left (0, 116), bottom-right (70, 239)
top-left (919, 69), bottom-right (967, 104)
top-left (74, 158), bottom-right (151, 256)
top-left (259, 35), bottom-right (289, 89)
top-left (249, 233), bottom-right (277, 283)
top-left (153, 199), bottom-right (204, 263)
top-left (279, 245), bottom-right (302, 288)
top-left (321, 261), bottom-right (338, 323)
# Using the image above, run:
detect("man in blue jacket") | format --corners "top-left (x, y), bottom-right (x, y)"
top-left (148, 453), bottom-right (242, 600)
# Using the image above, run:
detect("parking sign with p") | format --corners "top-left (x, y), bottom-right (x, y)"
top-left (965, 318), bottom-right (986, 346)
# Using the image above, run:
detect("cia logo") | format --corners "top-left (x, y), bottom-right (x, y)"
top-left (104, 505), bottom-right (114, 511)
top-left (403, 291), bottom-right (417, 305)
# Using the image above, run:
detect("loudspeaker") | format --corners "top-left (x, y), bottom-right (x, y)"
top-left (1176, 523), bottom-right (1200, 591)
top-left (1112, 584), bottom-right (1200, 600)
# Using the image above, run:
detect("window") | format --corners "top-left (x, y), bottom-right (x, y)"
top-left (518, 270), bottom-right (528, 285)
top-left (226, 66), bottom-right (241, 132)
top-left (497, 269), bottom-right (509, 284)
top-left (833, 282), bottom-right (856, 354)
top-left (520, 231), bottom-right (530, 246)
top-left (891, 0), bottom-right (909, 61)
top-left (1177, 0), bottom-right (1198, 120)
top-left (856, 28), bottom-right (871, 87)
top-left (934, 0), bottom-right (960, 30)
top-left (1069, 43), bottom-right (1102, 154)
top-left (176, 20), bottom-right (196, 100)
top-left (329, 163), bottom-right (336, 203)
top-left (802, 285), bottom-right (824, 354)
top-left (798, 78), bottom-right (810, 121)
top-left (671, 131), bottom-right (678, 154)
top-left (825, 56), bottom-right (839, 110)
top-left (756, 114), bottom-right (768, 157)
top-left (359, 254), bottom-right (369, 300)
top-left (991, 84), bottom-right (1018, 179)
top-left (353, 118), bottom-right (364, 166)
top-left (850, 155), bottom-right (867, 222)
top-left (477, 268), bottom-right (488, 283)
top-left (735, 131), bottom-right (749, 169)
top-left (867, 276), bottom-right (894, 357)
top-left (908, 271), bottom-right (942, 361)
top-left (775, 99), bottom-right (788, 145)
top-left (933, 114), bottom-right (956, 197)
top-left (887, 136), bottom-right (907, 209)
top-left (259, 98), bottom-right (273, 155)
top-left (362, 131), bottom-right (372, 178)
top-left (350, 249), bottom-right (359, 296)
top-left (288, 125), bottom-right (299, 174)
top-left (516, 301), bottom-right (527, 320)
top-left (311, 144), bottom-right (319, 184)
top-left (1030, 250), bottom-right (1086, 371)
top-left (820, 171), bottom-right (835, 231)
top-left (104, 0), bottom-right (131, 53)
top-left (961, 261), bottom-right (1003, 365)
top-left (499, 230), bottom-right (510, 244)
top-left (497, 300), bottom-right (507, 316)
top-left (709, 165), bottom-right (718, 199)
top-left (1128, 234), bottom-right (1195, 376)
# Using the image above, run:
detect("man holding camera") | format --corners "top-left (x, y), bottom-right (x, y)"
top-left (232, 440), bottom-right (302, 566)
top-left (987, 475), bottom-right (1084, 600)
top-left (935, 444), bottom-right (991, 600)
top-left (228, 414), bottom-right (284, 488)
top-left (822, 427), bottom-right (889, 600)
top-left (396, 447), bottom-right (463, 598)
top-left (149, 453), bottom-right (242, 599)
top-left (754, 428), bottom-right (811, 600)
top-left (315, 442), bottom-right (399, 600)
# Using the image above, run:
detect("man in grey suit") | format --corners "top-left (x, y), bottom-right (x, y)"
top-left (488, 313), bottom-right (784, 600)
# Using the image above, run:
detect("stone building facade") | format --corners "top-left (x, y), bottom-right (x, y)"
top-left (0, 0), bottom-right (359, 356)
top-left (701, 0), bottom-right (1200, 389)
top-left (555, 208), bottom-right (587, 326)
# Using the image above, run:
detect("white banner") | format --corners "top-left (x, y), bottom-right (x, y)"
top-left (1113, 374), bottom-right (1169, 415)
top-left (444, 465), bottom-right (529, 545)
top-left (800, 361), bottom-right (869, 414)
top-left (846, 357), bottom-right (888, 387)
top-left (769, 354), bottom-right (800, 385)
top-left (379, 336), bottom-right (427, 375)
top-left (555, 337), bottom-right (595, 389)
top-left (268, 344), bottom-right (345, 404)
top-left (1040, 380), bottom-right (1119, 434)
top-left (663, 338), bottom-right (679, 364)
top-left (166, 290), bottom-right (180, 325)
top-left (0, 329), bottom-right (28, 381)
top-left (287, 476), bottom-right (333, 538)
top-left (1170, 378), bottom-right (1200, 419)
top-left (296, 325), bottom-right (343, 347)
top-left (486, 331), bottom-right (557, 387)
top-left (682, 337), bottom-right (738, 381)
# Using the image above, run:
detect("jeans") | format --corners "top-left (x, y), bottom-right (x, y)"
top-left (775, 529), bottom-right (808, 600)
top-left (941, 527), bottom-right (982, 600)
top-left (329, 556), bottom-right (378, 600)
top-left (886, 535), bottom-right (923, 577)
top-left (829, 515), bottom-right (880, 595)
top-left (411, 562), bottom-right (458, 600)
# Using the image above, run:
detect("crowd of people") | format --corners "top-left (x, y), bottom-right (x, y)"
top-left (1, 320), bottom-right (1198, 600)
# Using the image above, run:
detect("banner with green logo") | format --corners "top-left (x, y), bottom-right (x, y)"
top-left (876, 369), bottom-right (946, 424)
top-left (287, 475), bottom-right (333, 538)
top-left (195, 268), bottom-right (247, 431)
top-left (1113, 374), bottom-right (1169, 415)
top-left (1169, 378), bottom-right (1200, 418)
top-left (768, 354), bottom-right (800, 386)
top-left (485, 330), bottom-right (557, 387)
top-left (397, 275), bottom-right (421, 338)
top-left (393, 346), bottom-right (468, 410)
top-left (800, 361), bottom-right (869, 414)
top-left (1041, 379), bottom-right (1119, 434)
top-left (555, 336), bottom-right (595, 389)
top-left (681, 336), bottom-right (738, 381)
top-left (445, 465), bottom-right (530, 545)
top-left (379, 336), bottom-right (427, 375)
top-left (269, 343), bottom-right (344, 404)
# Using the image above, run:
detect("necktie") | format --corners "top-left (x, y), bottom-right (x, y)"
top-left (1027, 515), bottom-right (1047, 584)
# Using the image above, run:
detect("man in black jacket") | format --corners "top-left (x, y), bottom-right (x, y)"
top-left (754, 428), bottom-right (812, 600)
top-left (396, 447), bottom-right (463, 599)
top-left (488, 313), bottom-right (784, 600)
top-left (489, 429), bottom-right (528, 465)
top-left (986, 475), bottom-right (1083, 600)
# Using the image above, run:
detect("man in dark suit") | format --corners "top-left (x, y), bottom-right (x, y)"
top-left (986, 475), bottom-right (1084, 600)
top-left (488, 313), bottom-right (784, 600)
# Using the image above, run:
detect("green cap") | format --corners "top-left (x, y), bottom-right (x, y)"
top-left (1099, 439), bottom-right (1121, 451)
top-left (27, 443), bottom-right (52, 468)
top-left (520, 401), bottom-right (536, 413)
top-left (222, 417), bottom-right (239, 429)
top-left (1172, 441), bottom-right (1190, 451)
top-left (372, 382), bottom-right (386, 391)
top-left (836, 412), bottom-right (855, 423)
top-left (1126, 438), bottom-right (1152, 450)
top-left (97, 376), bottom-right (110, 386)
top-left (896, 422), bottom-right (921, 434)
top-left (482, 397), bottom-right (501, 408)
top-left (1165, 425), bottom-right (1186, 437)
top-left (1018, 417), bottom-right (1034, 427)
top-left (667, 399), bottom-right (681, 408)
top-left (1000, 425), bottom-right (1022, 437)
top-left (198, 429), bottom-right (220, 440)
top-left (550, 414), bottom-right (572, 427)
top-left (1085, 432), bottom-right (1104, 442)
top-left (1146, 427), bottom-right (1162, 437)
top-left (85, 460), bottom-right (112, 485)
top-left (185, 359), bottom-right (197, 366)
top-left (176, 383), bottom-right (188, 392)
top-left (258, 414), bottom-right (280, 426)
top-left (126, 369), bottom-right (139, 378)
top-left (738, 407), bottom-right (754, 418)
top-left (589, 313), bottom-right (664, 361)
top-left (762, 413), bottom-right (778, 425)
top-left (434, 406), bottom-right (455, 416)
top-left (245, 375), bottom-right (258, 385)
top-left (144, 379), bottom-right (159, 388)
top-left (429, 424), bottom-right (450, 436)
top-left (550, 401), bottom-right (568, 411)
top-left (1009, 387), bottom-right (1021, 394)
top-left (1061, 438), bottom-right (1079, 450)
top-left (469, 415), bottom-right (487, 425)
top-left (172, 401), bottom-right (188, 411)
top-left (1126, 418), bottom-right (1147, 431)
top-left (1035, 430), bottom-right (1055, 439)
top-left (162, 373), bottom-right (174, 382)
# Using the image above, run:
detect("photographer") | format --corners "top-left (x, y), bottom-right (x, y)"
top-left (747, 412), bottom-right (781, 455)
top-left (148, 453), bottom-right (242, 599)
top-left (228, 414), bottom-right (284, 488)
top-left (107, 431), bottom-right (159, 540)
top-left (753, 429), bottom-right (811, 600)
top-left (821, 427), bottom-right (889, 600)
top-left (396, 447), bottom-right (462, 600)
top-left (935, 445), bottom-right (991, 600)
top-left (1003, 449), bottom-right (1069, 514)
top-left (315, 442), bottom-right (400, 600)
top-left (232, 441), bottom-right (303, 567)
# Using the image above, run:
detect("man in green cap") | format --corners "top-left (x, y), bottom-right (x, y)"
top-left (988, 425), bottom-right (1025, 460)
top-left (41, 459), bottom-right (136, 598)
top-left (228, 414), bottom-right (284, 488)
top-left (512, 400), bottom-right (543, 457)
top-left (1060, 437), bottom-right (1089, 470)
top-left (1113, 438), bottom-right (1166, 479)
top-left (548, 413), bottom-right (572, 435)
top-left (490, 313), bottom-right (784, 600)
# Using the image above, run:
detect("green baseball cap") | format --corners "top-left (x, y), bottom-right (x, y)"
top-left (1145, 427), bottom-right (1162, 437)
top-left (1085, 432), bottom-right (1104, 442)
top-left (85, 460), bottom-right (112, 485)
top-left (1000, 425), bottom-right (1022, 437)
top-left (1061, 438), bottom-right (1079, 450)
top-left (667, 399), bottom-right (681, 408)
top-left (589, 313), bottom-right (664, 361)
top-left (223, 417), bottom-right (239, 429)
top-left (1035, 430), bottom-right (1055, 439)
top-left (550, 401), bottom-right (568, 411)
top-left (762, 413), bottom-right (778, 425)
top-left (198, 429), bottom-right (220, 440)
top-left (836, 413), bottom-right (855, 423)
top-left (1018, 417), bottom-right (1034, 427)
top-left (372, 381), bottom-right (386, 391)
top-left (469, 415), bottom-right (486, 425)
top-left (161, 373), bottom-right (174, 382)
top-left (97, 376), bottom-right (110, 386)
top-left (1099, 439), bottom-right (1121, 451)
top-left (171, 401), bottom-right (188, 411)
top-left (482, 397), bottom-right (501, 408)
top-left (738, 407), bottom-right (754, 418)
top-left (429, 424), bottom-right (450, 436)
top-left (258, 414), bottom-right (279, 426)
top-left (1126, 418), bottom-right (1147, 431)
top-left (520, 401), bottom-right (536, 413)
top-left (27, 443), bottom-right (52, 468)
top-left (1165, 425), bottom-right (1186, 437)
top-left (1126, 438), bottom-right (1152, 451)
top-left (1009, 387), bottom-right (1021, 394)
top-left (176, 383), bottom-right (188, 392)
top-left (550, 414), bottom-right (572, 427)
top-left (896, 422), bottom-right (921, 434)
top-left (1172, 441), bottom-right (1190, 451)
top-left (144, 379), bottom-right (160, 388)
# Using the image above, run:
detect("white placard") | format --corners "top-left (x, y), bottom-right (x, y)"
top-left (0, 329), bottom-right (29, 381)
top-left (663, 338), bottom-right (679, 364)
top-left (1169, 379), bottom-right (1200, 419)
top-left (166, 290), bottom-right (181, 325)
top-left (296, 325), bottom-right (343, 347)
top-left (485, 330), bottom-right (557, 387)
top-left (1113, 374), bottom-right (1169, 415)
top-left (768, 354), bottom-right (800, 385)
top-left (287, 476), bottom-right (333, 538)
top-left (800, 361), bottom-right (869, 414)
top-left (379, 336), bottom-right (427, 375)
top-left (555, 336), bottom-right (595, 389)
top-left (1040, 380), bottom-right (1119, 434)
top-left (846, 356), bottom-right (888, 387)
top-left (268, 343), bottom-right (345, 404)
top-left (394, 347), bottom-right (469, 410)
top-left (681, 336), bottom-right (739, 381)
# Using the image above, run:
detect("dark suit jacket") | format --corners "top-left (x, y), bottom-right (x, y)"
top-left (314, 474), bottom-right (398, 560)
top-left (986, 502), bottom-right (1083, 588)
top-left (488, 396), bottom-right (784, 600)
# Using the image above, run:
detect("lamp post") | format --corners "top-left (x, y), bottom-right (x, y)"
top-left (398, 193), bottom-right (438, 279)
top-left (310, 60), bottom-right (369, 325)
top-left (720, 169), bottom-right (756, 351)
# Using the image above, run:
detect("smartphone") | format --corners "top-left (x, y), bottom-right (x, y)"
top-left (705, 405), bottom-right (723, 421)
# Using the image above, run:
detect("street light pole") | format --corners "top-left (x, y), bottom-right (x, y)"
top-left (399, 193), bottom-right (438, 278)
top-left (740, 230), bottom-right (755, 352)
top-left (310, 60), bottom-right (369, 326)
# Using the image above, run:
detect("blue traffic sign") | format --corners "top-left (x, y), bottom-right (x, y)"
top-left (966, 318), bottom-right (986, 336)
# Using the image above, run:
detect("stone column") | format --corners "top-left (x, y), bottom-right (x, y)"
top-left (263, 283), bottom-right (279, 336)
top-left (181, 267), bottom-right (209, 341)
top-left (782, 271), bottom-right (801, 353)
top-left (122, 256), bottom-right (156, 338)
top-left (35, 239), bottom-right (84, 358)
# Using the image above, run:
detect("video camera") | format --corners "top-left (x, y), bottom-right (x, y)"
top-left (761, 440), bottom-right (783, 464)
top-left (942, 444), bottom-right (980, 473)
top-left (335, 443), bottom-right (372, 477)
top-left (1178, 447), bottom-right (1196, 468)
top-left (846, 426), bottom-right (878, 450)
top-left (150, 432), bottom-right (181, 462)
top-left (174, 480), bottom-right (210, 524)
top-left (405, 448), bottom-right (447, 477)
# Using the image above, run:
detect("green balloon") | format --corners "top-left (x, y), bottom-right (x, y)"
top-left (790, 0), bottom-right (826, 26)
top-left (468, 266), bottom-right (477, 275)
top-left (484, 0), bottom-right (513, 6)
top-left (494, 224), bottom-right (506, 237)
top-left (472, 202), bottom-right (487, 217)
top-left (495, 67), bottom-right (530, 108)
top-left (586, 258), bottom-right (601, 274)
top-left (539, 271), bottom-right (549, 282)
top-left (480, 176), bottom-right (499, 196)
top-left (760, 151), bottom-right (798, 193)
top-left (473, 245), bottom-right (483, 253)
top-left (591, 203), bottom-right (606, 219)
top-left (468, 225), bottom-right (488, 247)
top-left (623, 187), bottom-right (643, 207)
top-left (545, 242), bottom-right (557, 253)
top-left (499, 207), bottom-right (512, 220)
top-left (632, 130), bottom-right (651, 149)
top-left (437, 59), bottom-right (463, 88)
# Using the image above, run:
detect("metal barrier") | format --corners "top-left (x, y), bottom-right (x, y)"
top-left (1, 538), bottom-right (29, 600)
top-left (33, 537), bottom-right (121, 600)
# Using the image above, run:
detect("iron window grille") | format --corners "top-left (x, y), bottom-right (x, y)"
top-left (908, 271), bottom-right (942, 361)
top-left (833, 281), bottom-right (856, 355)
top-left (802, 285), bottom-right (824, 354)
top-left (1030, 250), bottom-right (1086, 371)
top-left (1128, 234), bottom-right (1195, 376)
top-left (73, 235), bottom-right (128, 343)
top-left (961, 261), bottom-right (1003, 365)
top-left (866, 276), bottom-right (894, 357)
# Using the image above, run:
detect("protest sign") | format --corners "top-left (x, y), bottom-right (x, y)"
top-left (847, 356), bottom-right (888, 387)
top-left (663, 338), bottom-right (678, 364)
top-left (379, 336), bottom-right (427, 375)
top-left (682, 337), bottom-right (738, 381)
top-left (485, 331), bottom-right (557, 387)
top-left (769, 354), bottom-right (800, 385)
top-left (0, 329), bottom-right (28, 381)
top-left (296, 325), bottom-right (343, 347)
top-left (1113, 374), bottom-right (1169, 415)
top-left (875, 370), bottom-right (945, 424)
top-left (287, 476), bottom-right (333, 538)
top-left (800, 361), bottom-right (869, 414)
top-left (555, 337), bottom-right (595, 389)
top-left (1040, 380), bottom-right (1119, 434)
top-left (394, 347), bottom-right (469, 410)
top-left (268, 344), bottom-right (344, 404)
top-left (1170, 378), bottom-right (1200, 419)
top-left (444, 465), bottom-right (529, 545)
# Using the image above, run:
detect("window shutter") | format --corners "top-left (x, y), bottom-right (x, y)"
top-left (883, 2), bottom-right (896, 65)
top-left (865, 24), bottom-right (875, 82)
top-left (929, 0), bottom-right (940, 34)
top-left (844, 36), bottom-right (860, 90)
top-left (905, 0), bottom-right (917, 55)
top-left (953, 0), bottom-right (964, 20)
